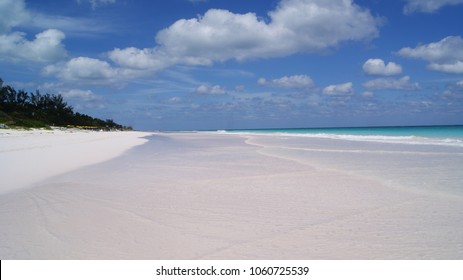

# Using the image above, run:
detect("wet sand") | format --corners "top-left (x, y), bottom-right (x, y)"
top-left (1, 132), bottom-right (462, 259)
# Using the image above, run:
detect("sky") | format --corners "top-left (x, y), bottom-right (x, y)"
top-left (1, 0), bottom-right (463, 130)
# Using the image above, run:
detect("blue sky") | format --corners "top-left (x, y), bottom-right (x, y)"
top-left (1, 0), bottom-right (463, 130)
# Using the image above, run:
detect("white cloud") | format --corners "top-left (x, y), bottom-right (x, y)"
top-left (0, 0), bottom-right (29, 34)
top-left (403, 0), bottom-right (463, 14)
top-left (154, 9), bottom-right (278, 64)
top-left (397, 36), bottom-right (463, 74)
top-left (29, 14), bottom-right (112, 37)
top-left (323, 82), bottom-right (354, 96)
top-left (0, 0), bottom-right (68, 63)
top-left (107, 47), bottom-right (171, 70)
top-left (44, 54), bottom-right (165, 85)
top-left (195, 85), bottom-right (210, 94)
top-left (43, 54), bottom-right (163, 85)
top-left (0, 0), bottom-right (83, 63)
top-left (110, 0), bottom-right (380, 70)
top-left (397, 36), bottom-right (463, 63)
top-left (362, 91), bottom-right (374, 98)
top-left (0, 29), bottom-right (67, 63)
top-left (195, 84), bottom-right (226, 95)
top-left (363, 58), bottom-right (402, 76)
top-left (1, 0), bottom-right (112, 39)
top-left (363, 76), bottom-right (420, 91)
top-left (258, 75), bottom-right (314, 88)
top-left (46, 0), bottom-right (381, 84)
top-left (269, 0), bottom-right (380, 48)
top-left (77, 0), bottom-right (116, 9)
top-left (167, 97), bottom-right (182, 104)
top-left (43, 57), bottom-right (118, 82)
top-left (60, 89), bottom-right (102, 101)
top-left (428, 61), bottom-right (463, 74)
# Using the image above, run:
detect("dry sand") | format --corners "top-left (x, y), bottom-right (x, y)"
top-left (0, 131), bottom-right (462, 259)
top-left (0, 128), bottom-right (151, 194)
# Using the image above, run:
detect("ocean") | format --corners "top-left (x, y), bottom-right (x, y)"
top-left (221, 125), bottom-right (463, 147)
top-left (219, 125), bottom-right (463, 197)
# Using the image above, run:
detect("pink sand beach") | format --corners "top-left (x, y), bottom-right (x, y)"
top-left (1, 130), bottom-right (462, 259)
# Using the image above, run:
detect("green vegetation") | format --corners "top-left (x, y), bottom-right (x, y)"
top-left (0, 78), bottom-right (132, 130)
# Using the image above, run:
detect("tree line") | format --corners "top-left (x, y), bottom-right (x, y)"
top-left (0, 78), bottom-right (132, 130)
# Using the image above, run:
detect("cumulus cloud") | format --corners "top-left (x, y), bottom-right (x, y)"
top-left (0, 0), bottom-right (70, 63)
top-left (397, 36), bottom-right (463, 74)
top-left (109, 0), bottom-right (380, 70)
top-left (43, 57), bottom-right (118, 82)
top-left (108, 47), bottom-right (170, 70)
top-left (257, 75), bottom-right (314, 88)
top-left (363, 76), bottom-right (420, 91)
top-left (160, 0), bottom-right (379, 61)
top-left (0, 0), bottom-right (29, 34)
top-left (323, 82), bottom-right (354, 96)
top-left (397, 36), bottom-right (463, 62)
top-left (60, 89), bottom-right (102, 101)
top-left (428, 61), bottom-right (463, 73)
top-left (363, 58), bottom-right (402, 76)
top-left (154, 9), bottom-right (277, 64)
top-left (43, 55), bottom-right (156, 85)
top-left (47, 0), bottom-right (381, 85)
top-left (403, 0), bottom-right (463, 14)
top-left (195, 84), bottom-right (226, 95)
top-left (0, 29), bottom-right (67, 63)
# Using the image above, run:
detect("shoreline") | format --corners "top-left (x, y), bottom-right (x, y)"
top-left (243, 133), bottom-right (463, 198)
top-left (1, 132), bottom-right (462, 259)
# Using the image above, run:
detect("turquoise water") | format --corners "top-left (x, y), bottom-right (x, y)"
top-left (223, 126), bottom-right (463, 197)
top-left (221, 125), bottom-right (463, 147)
top-left (226, 125), bottom-right (463, 138)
